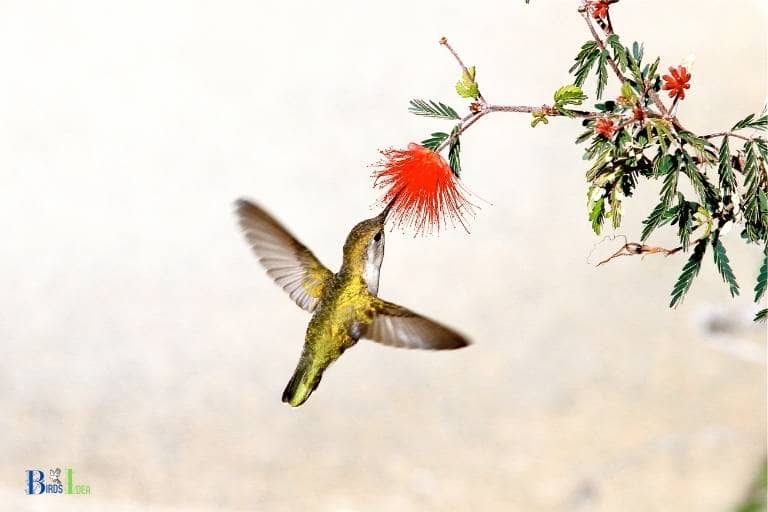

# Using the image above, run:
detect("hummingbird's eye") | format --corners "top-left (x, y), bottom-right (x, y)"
top-left (373, 232), bottom-right (382, 242)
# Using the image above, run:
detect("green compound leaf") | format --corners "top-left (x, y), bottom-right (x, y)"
top-left (646, 57), bottom-right (661, 84)
top-left (408, 99), bottom-right (460, 120)
top-left (660, 163), bottom-right (679, 207)
top-left (607, 184), bottom-right (623, 229)
top-left (718, 136), bottom-right (736, 195)
top-left (420, 132), bottom-right (449, 151)
top-left (641, 200), bottom-right (667, 242)
top-left (676, 194), bottom-right (693, 250)
top-left (448, 125), bottom-right (461, 177)
top-left (652, 119), bottom-right (675, 154)
top-left (554, 84), bottom-right (587, 117)
top-left (653, 152), bottom-right (675, 177)
top-left (620, 81), bottom-right (637, 104)
top-left (575, 129), bottom-right (593, 144)
top-left (755, 248), bottom-right (768, 302)
top-left (711, 231), bottom-right (740, 297)
top-left (606, 34), bottom-right (627, 72)
top-left (589, 196), bottom-right (605, 235)
top-left (570, 41), bottom-right (600, 87)
top-left (732, 112), bottom-right (768, 132)
top-left (743, 141), bottom-right (760, 203)
top-left (670, 237), bottom-right (707, 308)
top-left (455, 66), bottom-right (479, 99)
top-left (682, 152), bottom-right (719, 210)
top-left (554, 84), bottom-right (587, 106)
top-left (596, 49), bottom-right (609, 99)
top-left (755, 308), bottom-right (768, 322)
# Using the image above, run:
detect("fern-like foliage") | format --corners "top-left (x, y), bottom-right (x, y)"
top-left (408, 99), bottom-right (460, 120)
top-left (755, 248), bottom-right (767, 302)
top-left (641, 201), bottom-right (667, 241)
top-left (448, 125), bottom-right (461, 177)
top-left (420, 132), bottom-right (449, 151)
top-left (732, 112), bottom-right (768, 131)
top-left (718, 136), bottom-right (736, 194)
top-left (670, 238), bottom-right (707, 308)
top-left (711, 231), bottom-right (739, 297)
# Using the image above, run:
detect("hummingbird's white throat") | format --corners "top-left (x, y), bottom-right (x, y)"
top-left (363, 233), bottom-right (385, 295)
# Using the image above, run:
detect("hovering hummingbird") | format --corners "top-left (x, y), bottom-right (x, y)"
top-left (235, 198), bottom-right (470, 407)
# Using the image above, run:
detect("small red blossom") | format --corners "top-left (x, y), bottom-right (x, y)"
top-left (632, 104), bottom-right (645, 122)
top-left (372, 143), bottom-right (475, 234)
top-left (589, 1), bottom-right (610, 18)
top-left (594, 116), bottom-right (616, 138)
top-left (662, 65), bottom-right (691, 100)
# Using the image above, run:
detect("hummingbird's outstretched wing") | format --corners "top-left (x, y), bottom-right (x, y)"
top-left (235, 199), bottom-right (333, 312)
top-left (364, 299), bottom-right (470, 350)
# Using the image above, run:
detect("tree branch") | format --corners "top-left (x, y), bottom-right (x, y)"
top-left (434, 39), bottom-right (607, 154)
top-left (581, 4), bottom-right (688, 130)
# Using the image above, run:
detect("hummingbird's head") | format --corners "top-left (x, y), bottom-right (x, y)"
top-left (341, 202), bottom-right (393, 294)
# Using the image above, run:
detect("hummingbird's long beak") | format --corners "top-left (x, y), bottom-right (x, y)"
top-left (378, 189), bottom-right (403, 222)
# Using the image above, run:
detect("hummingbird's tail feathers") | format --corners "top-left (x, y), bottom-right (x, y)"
top-left (281, 354), bottom-right (325, 407)
top-left (363, 299), bottom-right (471, 350)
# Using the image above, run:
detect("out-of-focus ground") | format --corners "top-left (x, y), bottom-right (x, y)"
top-left (0, 1), bottom-right (766, 511)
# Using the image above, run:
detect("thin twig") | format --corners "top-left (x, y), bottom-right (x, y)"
top-left (439, 37), bottom-right (486, 105)
top-left (702, 131), bottom-right (753, 142)
top-left (648, 86), bottom-right (675, 125)
top-left (435, 111), bottom-right (487, 153)
top-left (596, 242), bottom-right (683, 266)
top-left (615, 118), bottom-right (635, 132)
top-left (669, 95), bottom-right (680, 116)
top-left (487, 105), bottom-right (597, 117)
top-left (433, 104), bottom-right (602, 154)
top-left (580, 12), bottom-right (625, 83)
top-left (604, 9), bottom-right (614, 35)
top-left (451, 111), bottom-right (488, 140)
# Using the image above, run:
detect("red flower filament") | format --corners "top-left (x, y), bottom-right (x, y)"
top-left (662, 65), bottom-right (691, 100)
top-left (373, 143), bottom-right (475, 235)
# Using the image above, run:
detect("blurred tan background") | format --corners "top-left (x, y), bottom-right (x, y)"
top-left (0, 1), bottom-right (766, 511)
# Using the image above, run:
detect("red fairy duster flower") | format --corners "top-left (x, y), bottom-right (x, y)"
top-left (372, 143), bottom-right (475, 234)
top-left (594, 116), bottom-right (616, 138)
top-left (589, 1), bottom-right (610, 18)
top-left (662, 65), bottom-right (691, 100)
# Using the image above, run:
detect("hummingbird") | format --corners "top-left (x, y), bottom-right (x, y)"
top-left (235, 198), bottom-right (470, 407)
